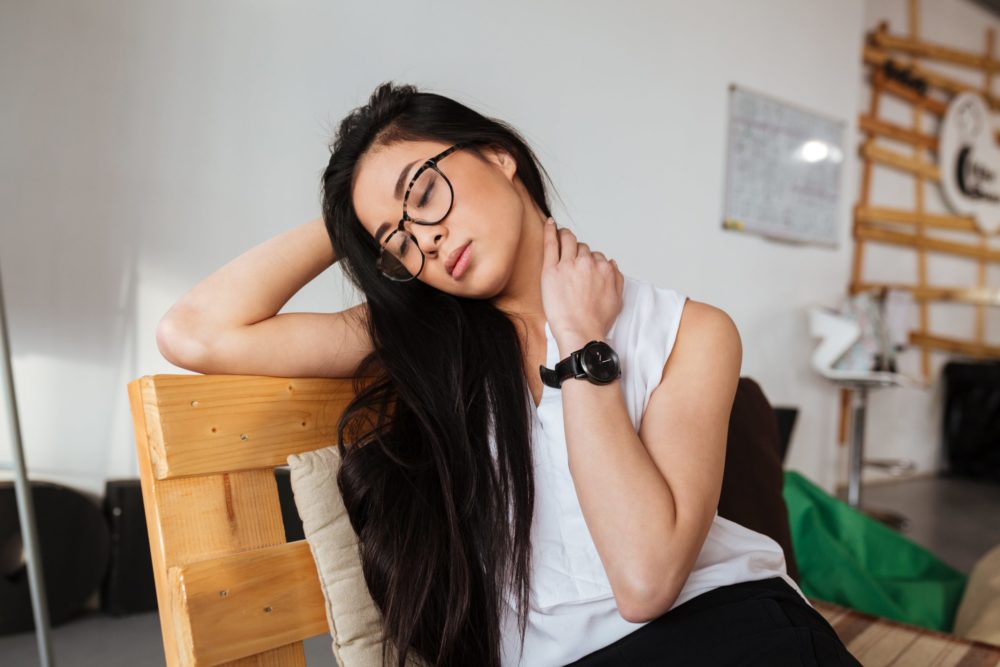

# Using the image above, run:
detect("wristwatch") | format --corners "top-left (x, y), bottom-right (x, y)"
top-left (539, 340), bottom-right (622, 389)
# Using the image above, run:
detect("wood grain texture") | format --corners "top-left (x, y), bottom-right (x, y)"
top-left (134, 374), bottom-right (363, 480)
top-left (128, 373), bottom-right (354, 665)
top-left (812, 598), bottom-right (1000, 667)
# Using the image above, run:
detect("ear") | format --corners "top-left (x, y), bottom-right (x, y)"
top-left (486, 145), bottom-right (517, 182)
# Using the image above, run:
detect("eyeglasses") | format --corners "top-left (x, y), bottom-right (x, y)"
top-left (376, 141), bottom-right (469, 281)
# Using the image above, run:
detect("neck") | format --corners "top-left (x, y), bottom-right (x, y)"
top-left (491, 201), bottom-right (549, 335)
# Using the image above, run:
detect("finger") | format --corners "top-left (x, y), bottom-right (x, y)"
top-left (542, 217), bottom-right (558, 268)
top-left (558, 227), bottom-right (577, 263)
top-left (594, 251), bottom-right (614, 274)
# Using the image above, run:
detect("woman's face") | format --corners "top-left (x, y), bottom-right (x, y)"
top-left (351, 139), bottom-right (527, 298)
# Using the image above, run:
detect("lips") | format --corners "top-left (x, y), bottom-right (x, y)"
top-left (445, 240), bottom-right (472, 276)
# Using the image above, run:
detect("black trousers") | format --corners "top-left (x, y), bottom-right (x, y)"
top-left (565, 576), bottom-right (863, 667)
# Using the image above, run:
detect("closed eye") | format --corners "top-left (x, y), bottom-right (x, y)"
top-left (419, 180), bottom-right (435, 207)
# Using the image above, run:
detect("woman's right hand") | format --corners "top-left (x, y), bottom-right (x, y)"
top-left (540, 218), bottom-right (624, 347)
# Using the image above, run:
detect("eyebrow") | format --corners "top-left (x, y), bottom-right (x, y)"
top-left (374, 158), bottom-right (421, 243)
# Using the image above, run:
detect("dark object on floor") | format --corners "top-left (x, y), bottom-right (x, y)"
top-left (773, 406), bottom-right (798, 465)
top-left (717, 377), bottom-right (800, 584)
top-left (101, 480), bottom-right (157, 615)
top-left (943, 360), bottom-right (1000, 483)
top-left (96, 470), bottom-right (304, 620)
top-left (0, 481), bottom-right (110, 634)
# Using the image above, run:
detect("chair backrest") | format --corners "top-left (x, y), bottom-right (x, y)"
top-left (126, 373), bottom-right (356, 666)
top-left (718, 377), bottom-right (800, 583)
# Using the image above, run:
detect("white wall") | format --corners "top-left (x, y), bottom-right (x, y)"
top-left (0, 0), bottom-right (993, 499)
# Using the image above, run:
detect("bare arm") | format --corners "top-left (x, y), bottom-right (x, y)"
top-left (157, 217), bottom-right (374, 378)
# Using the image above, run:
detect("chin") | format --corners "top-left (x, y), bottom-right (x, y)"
top-left (436, 265), bottom-right (507, 300)
top-left (476, 261), bottom-right (518, 300)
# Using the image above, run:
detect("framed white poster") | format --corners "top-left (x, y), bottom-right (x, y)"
top-left (722, 83), bottom-right (846, 247)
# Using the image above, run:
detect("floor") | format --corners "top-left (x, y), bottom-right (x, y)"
top-left (1, 474), bottom-right (997, 667)
top-left (0, 610), bottom-right (335, 667)
top-left (833, 472), bottom-right (1000, 575)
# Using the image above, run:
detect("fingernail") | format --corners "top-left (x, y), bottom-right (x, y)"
top-left (547, 217), bottom-right (554, 225)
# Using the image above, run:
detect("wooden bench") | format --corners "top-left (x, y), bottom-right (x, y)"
top-left (128, 372), bottom-right (1000, 666)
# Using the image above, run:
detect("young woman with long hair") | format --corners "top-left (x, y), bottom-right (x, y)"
top-left (158, 82), bottom-right (862, 667)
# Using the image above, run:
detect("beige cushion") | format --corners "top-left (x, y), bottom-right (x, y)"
top-left (953, 543), bottom-right (1000, 647)
top-left (287, 445), bottom-right (427, 666)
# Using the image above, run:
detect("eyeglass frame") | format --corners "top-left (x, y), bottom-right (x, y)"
top-left (376, 141), bottom-right (471, 281)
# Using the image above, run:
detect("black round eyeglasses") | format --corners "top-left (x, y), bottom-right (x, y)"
top-left (376, 141), bottom-right (470, 281)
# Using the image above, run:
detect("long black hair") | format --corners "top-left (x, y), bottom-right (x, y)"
top-left (320, 81), bottom-right (560, 666)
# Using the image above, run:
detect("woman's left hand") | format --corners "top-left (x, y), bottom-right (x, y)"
top-left (541, 217), bottom-right (624, 347)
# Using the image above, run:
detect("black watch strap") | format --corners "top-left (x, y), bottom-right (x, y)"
top-left (539, 340), bottom-right (620, 389)
top-left (539, 351), bottom-right (584, 388)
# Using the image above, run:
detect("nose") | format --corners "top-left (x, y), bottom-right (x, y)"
top-left (407, 221), bottom-right (446, 260)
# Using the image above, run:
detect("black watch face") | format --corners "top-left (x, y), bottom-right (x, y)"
top-left (581, 342), bottom-right (620, 383)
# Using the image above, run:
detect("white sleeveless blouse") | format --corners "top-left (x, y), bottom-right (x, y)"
top-left (499, 274), bottom-right (809, 666)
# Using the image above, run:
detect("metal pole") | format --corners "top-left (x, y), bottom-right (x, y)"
top-left (847, 384), bottom-right (867, 509)
top-left (0, 260), bottom-right (56, 666)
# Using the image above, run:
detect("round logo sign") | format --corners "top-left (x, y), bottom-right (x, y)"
top-left (939, 91), bottom-right (1000, 234)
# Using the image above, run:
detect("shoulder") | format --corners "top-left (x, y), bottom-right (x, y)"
top-left (625, 275), bottom-right (739, 364)
top-left (677, 300), bottom-right (740, 345)
top-left (639, 299), bottom-right (742, 452)
top-left (661, 299), bottom-right (742, 385)
top-left (620, 277), bottom-right (741, 381)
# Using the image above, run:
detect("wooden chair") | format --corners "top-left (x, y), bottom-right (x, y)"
top-left (126, 372), bottom-right (356, 666)
top-left (126, 372), bottom-right (803, 666)
top-left (129, 372), bottom-right (1000, 667)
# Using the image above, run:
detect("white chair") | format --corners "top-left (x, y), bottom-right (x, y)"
top-left (807, 304), bottom-right (926, 530)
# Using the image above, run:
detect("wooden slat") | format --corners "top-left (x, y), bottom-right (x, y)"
top-left (855, 205), bottom-right (978, 233)
top-left (860, 142), bottom-right (940, 181)
top-left (129, 378), bottom-right (185, 666)
top-left (879, 76), bottom-right (948, 116)
top-left (857, 113), bottom-right (937, 152)
top-left (870, 29), bottom-right (1000, 74)
top-left (908, 4), bottom-right (934, 384)
top-left (170, 541), bottom-right (328, 666)
top-left (863, 45), bottom-right (1000, 111)
top-left (910, 330), bottom-right (1000, 358)
top-left (851, 280), bottom-right (1000, 307)
top-left (846, 51), bottom-right (885, 445)
top-left (135, 374), bottom-right (362, 480)
top-left (855, 224), bottom-right (1000, 262)
top-left (977, 27), bottom-right (996, 349)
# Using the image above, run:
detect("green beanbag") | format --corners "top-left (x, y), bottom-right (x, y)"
top-left (783, 470), bottom-right (968, 632)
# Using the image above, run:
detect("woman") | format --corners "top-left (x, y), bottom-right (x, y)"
top-left (158, 82), bottom-right (861, 667)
